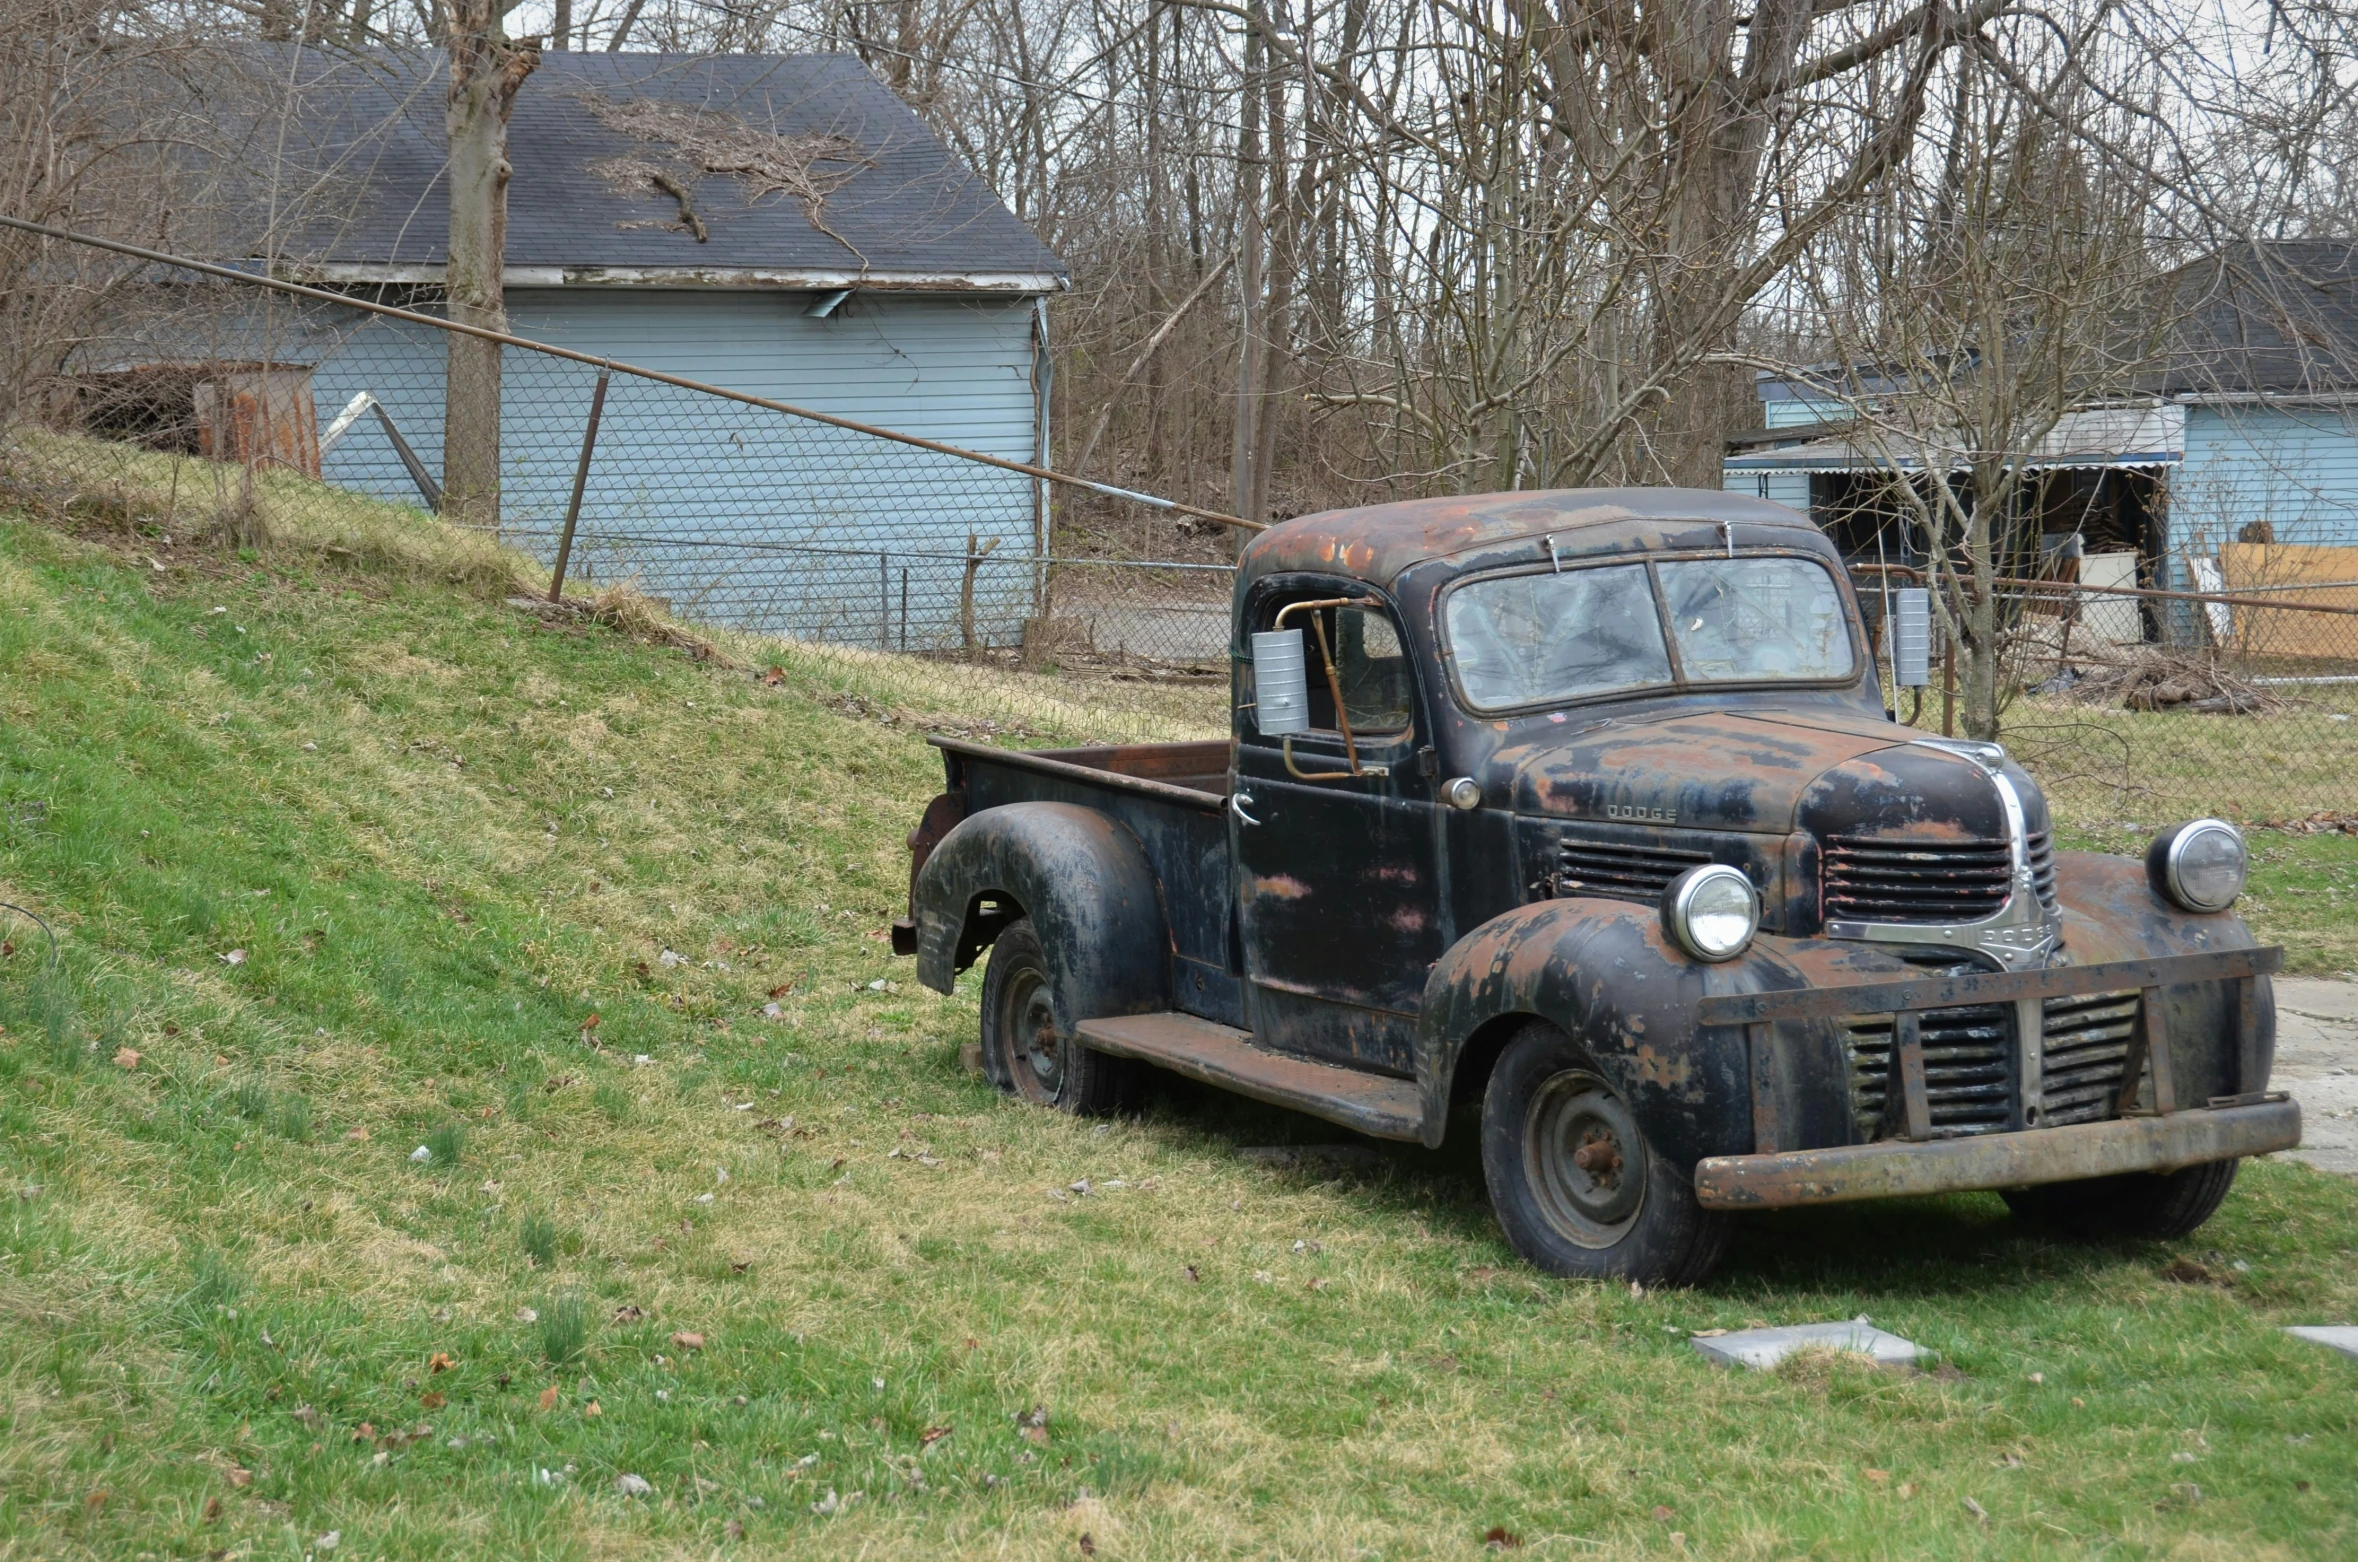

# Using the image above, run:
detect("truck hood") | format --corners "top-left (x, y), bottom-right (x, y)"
top-left (1499, 708), bottom-right (2032, 840)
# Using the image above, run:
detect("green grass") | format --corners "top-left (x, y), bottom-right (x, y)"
top-left (0, 487), bottom-right (2354, 1558)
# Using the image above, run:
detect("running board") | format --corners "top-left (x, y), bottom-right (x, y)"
top-left (1076, 1012), bottom-right (1424, 1141)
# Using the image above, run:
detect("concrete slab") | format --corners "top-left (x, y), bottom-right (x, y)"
top-left (2271, 979), bottom-right (2358, 1177)
top-left (1691, 1320), bottom-right (1924, 1372)
top-left (2284, 1326), bottom-right (2358, 1362)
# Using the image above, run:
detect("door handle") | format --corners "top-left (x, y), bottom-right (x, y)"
top-left (1230, 791), bottom-right (1262, 827)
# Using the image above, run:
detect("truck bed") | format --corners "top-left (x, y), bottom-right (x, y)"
top-left (931, 736), bottom-right (1242, 1025)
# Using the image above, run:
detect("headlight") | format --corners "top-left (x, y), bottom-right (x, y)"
top-left (2147, 819), bottom-right (2247, 913)
top-left (1661, 864), bottom-right (1760, 962)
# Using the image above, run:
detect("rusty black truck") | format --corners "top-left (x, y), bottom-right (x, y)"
top-left (889, 489), bottom-right (2298, 1286)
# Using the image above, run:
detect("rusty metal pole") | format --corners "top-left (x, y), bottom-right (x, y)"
top-left (1942, 634), bottom-right (1956, 736)
top-left (548, 365), bottom-right (610, 603)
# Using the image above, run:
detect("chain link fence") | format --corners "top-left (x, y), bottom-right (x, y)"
top-left (1852, 572), bottom-right (2358, 827)
top-left (4, 220), bottom-right (2354, 822)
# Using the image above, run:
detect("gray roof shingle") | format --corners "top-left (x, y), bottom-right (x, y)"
top-left (263, 48), bottom-right (1063, 287)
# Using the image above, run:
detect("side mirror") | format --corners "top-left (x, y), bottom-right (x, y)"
top-left (1892, 588), bottom-right (1931, 688)
top-left (1250, 628), bottom-right (1312, 735)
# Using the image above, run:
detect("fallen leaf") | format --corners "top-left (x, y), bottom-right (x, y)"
top-left (220, 949), bottom-right (247, 966)
top-left (537, 1385), bottom-right (560, 1412)
top-left (1864, 1469), bottom-right (1890, 1485)
top-left (724, 1518), bottom-right (746, 1539)
top-left (1483, 1527), bottom-right (1521, 1550)
top-left (352, 1423), bottom-right (376, 1441)
top-left (1898, 1483), bottom-right (1918, 1499)
top-left (203, 1496), bottom-right (222, 1522)
top-left (768, 983), bottom-right (792, 998)
top-left (1183, 1265), bottom-right (1200, 1282)
top-left (84, 1490), bottom-right (109, 1511)
top-left (290, 1404), bottom-right (322, 1427)
top-left (226, 1467), bottom-right (253, 1488)
top-left (428, 1352), bottom-right (456, 1373)
top-left (1078, 1535), bottom-right (1096, 1556)
top-left (920, 1425), bottom-right (953, 1449)
top-left (419, 1391), bottom-right (445, 1410)
top-left (346, 1127), bottom-right (370, 1142)
top-left (582, 1013), bottom-right (600, 1030)
top-left (113, 1047), bottom-right (141, 1070)
top-left (1962, 1496), bottom-right (1990, 1525)
top-left (1023, 1425), bottom-right (1049, 1447)
top-left (672, 1331), bottom-right (705, 1350)
top-left (1652, 1506), bottom-right (1675, 1522)
top-left (584, 1400), bottom-right (601, 1417)
top-left (614, 1472), bottom-right (653, 1496)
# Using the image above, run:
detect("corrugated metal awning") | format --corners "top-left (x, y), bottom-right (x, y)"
top-left (1724, 405), bottom-right (2184, 474)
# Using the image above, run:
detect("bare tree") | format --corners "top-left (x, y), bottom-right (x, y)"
top-left (440, 0), bottom-right (538, 528)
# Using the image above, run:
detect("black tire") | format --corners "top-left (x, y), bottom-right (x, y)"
top-left (977, 917), bottom-right (1137, 1116)
top-left (2002, 1158), bottom-right (2240, 1241)
top-left (1480, 1020), bottom-right (1732, 1287)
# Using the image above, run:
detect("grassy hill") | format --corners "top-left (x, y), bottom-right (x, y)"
top-left (0, 466), bottom-right (2353, 1559)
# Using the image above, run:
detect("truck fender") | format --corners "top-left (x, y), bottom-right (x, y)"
top-left (1414, 899), bottom-right (1807, 1164)
top-left (910, 801), bottom-right (1171, 1035)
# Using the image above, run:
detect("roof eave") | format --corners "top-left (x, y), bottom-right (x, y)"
top-left (281, 262), bottom-right (1070, 294)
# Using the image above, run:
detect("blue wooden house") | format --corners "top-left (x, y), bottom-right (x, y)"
top-left (111, 49), bottom-right (1066, 647)
top-left (1723, 243), bottom-right (2358, 632)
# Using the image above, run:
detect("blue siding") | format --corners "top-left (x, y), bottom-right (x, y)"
top-left (199, 289), bottom-right (1045, 646)
top-left (2174, 403), bottom-right (2358, 562)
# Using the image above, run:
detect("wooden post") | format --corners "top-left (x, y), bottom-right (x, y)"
top-left (961, 532), bottom-right (978, 655)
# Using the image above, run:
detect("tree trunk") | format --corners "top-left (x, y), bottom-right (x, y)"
top-left (442, 4), bottom-right (537, 531)
top-left (1229, 9), bottom-right (1266, 534)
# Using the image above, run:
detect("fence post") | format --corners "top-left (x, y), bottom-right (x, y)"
top-left (962, 534), bottom-right (978, 655)
top-left (899, 568), bottom-right (910, 652)
top-left (1942, 632), bottom-right (1956, 737)
top-left (879, 551), bottom-right (890, 651)
top-left (549, 365), bottom-right (610, 603)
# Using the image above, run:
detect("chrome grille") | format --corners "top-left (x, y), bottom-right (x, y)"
top-left (2026, 830), bottom-right (2060, 912)
top-left (2039, 989), bottom-right (2140, 1125)
top-left (1824, 834), bottom-right (2013, 924)
top-left (1550, 837), bottom-right (1709, 905)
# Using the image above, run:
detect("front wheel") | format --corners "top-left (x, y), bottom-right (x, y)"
top-left (977, 917), bottom-right (1137, 1116)
top-left (2002, 1158), bottom-right (2240, 1241)
top-left (1480, 1021), bottom-right (1732, 1287)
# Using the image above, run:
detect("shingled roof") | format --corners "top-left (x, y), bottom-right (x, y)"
top-left (262, 48), bottom-right (1064, 292)
top-left (2159, 241), bottom-right (2358, 396)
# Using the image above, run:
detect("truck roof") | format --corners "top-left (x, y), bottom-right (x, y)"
top-left (1239, 488), bottom-right (1827, 591)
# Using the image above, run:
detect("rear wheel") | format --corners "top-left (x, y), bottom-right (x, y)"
top-left (2002, 1158), bottom-right (2240, 1241)
top-left (978, 917), bottom-right (1136, 1116)
top-left (1480, 1020), bottom-right (1732, 1287)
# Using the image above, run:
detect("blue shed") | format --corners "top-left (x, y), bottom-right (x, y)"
top-left (1723, 243), bottom-right (2358, 625)
top-left (113, 49), bottom-right (1067, 647)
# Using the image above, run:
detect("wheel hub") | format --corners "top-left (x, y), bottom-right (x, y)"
top-left (1524, 1068), bottom-right (1647, 1247)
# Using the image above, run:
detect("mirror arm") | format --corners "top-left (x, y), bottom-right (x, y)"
top-left (1273, 595), bottom-right (1381, 780)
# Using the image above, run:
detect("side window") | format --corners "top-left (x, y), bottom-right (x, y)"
top-left (1257, 595), bottom-right (1415, 738)
top-left (1334, 607), bottom-right (1413, 733)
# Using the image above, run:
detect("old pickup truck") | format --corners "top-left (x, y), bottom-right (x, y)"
top-left (890, 489), bottom-right (2298, 1285)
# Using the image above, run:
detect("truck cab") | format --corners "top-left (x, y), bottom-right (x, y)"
top-left (894, 489), bottom-right (2296, 1286)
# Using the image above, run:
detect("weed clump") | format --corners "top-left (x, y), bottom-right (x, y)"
top-left (519, 1213), bottom-right (560, 1268)
top-left (538, 1292), bottom-right (589, 1365)
top-left (422, 1122), bottom-right (466, 1167)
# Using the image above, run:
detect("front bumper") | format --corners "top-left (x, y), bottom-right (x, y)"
top-left (1693, 1097), bottom-right (2300, 1209)
top-left (1689, 941), bottom-right (2291, 1208)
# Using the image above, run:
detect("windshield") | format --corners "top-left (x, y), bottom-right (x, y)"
top-left (1443, 556), bottom-right (1856, 712)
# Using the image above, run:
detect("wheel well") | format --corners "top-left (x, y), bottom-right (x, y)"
top-left (1447, 1012), bottom-right (1542, 1112)
top-left (953, 890), bottom-right (1023, 972)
